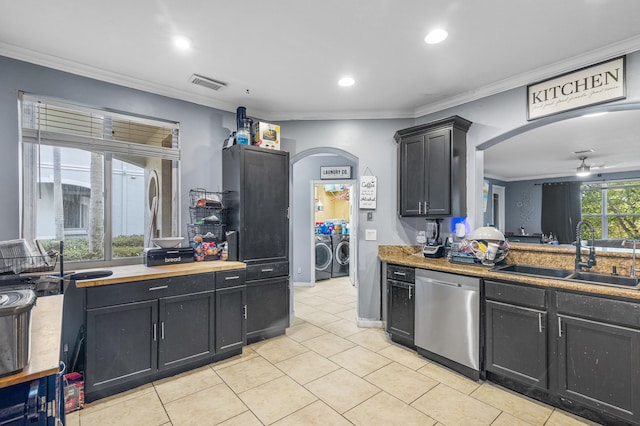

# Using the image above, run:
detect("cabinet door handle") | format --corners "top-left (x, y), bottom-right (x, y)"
top-left (408, 286), bottom-right (412, 300)
top-left (558, 317), bottom-right (562, 338)
top-left (393, 271), bottom-right (406, 276)
top-left (418, 202), bottom-right (422, 214)
top-left (153, 323), bottom-right (157, 341)
top-left (225, 275), bottom-right (240, 280)
top-left (243, 304), bottom-right (247, 320)
top-left (161, 322), bottom-right (165, 340)
top-left (149, 285), bottom-right (168, 291)
top-left (261, 268), bottom-right (274, 272)
top-left (538, 312), bottom-right (543, 333)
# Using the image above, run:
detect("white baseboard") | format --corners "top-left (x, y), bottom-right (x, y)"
top-left (293, 281), bottom-right (314, 287)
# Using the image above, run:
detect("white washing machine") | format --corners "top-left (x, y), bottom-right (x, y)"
top-left (315, 234), bottom-right (333, 281)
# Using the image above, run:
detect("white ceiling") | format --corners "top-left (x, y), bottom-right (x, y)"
top-left (2, 1), bottom-right (640, 179)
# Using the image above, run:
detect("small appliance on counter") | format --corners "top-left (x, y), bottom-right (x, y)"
top-left (0, 288), bottom-right (36, 376)
top-left (423, 219), bottom-right (445, 258)
top-left (143, 247), bottom-right (195, 266)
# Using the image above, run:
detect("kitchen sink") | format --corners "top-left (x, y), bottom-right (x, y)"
top-left (491, 264), bottom-right (574, 279)
top-left (566, 271), bottom-right (640, 288)
top-left (492, 264), bottom-right (640, 289)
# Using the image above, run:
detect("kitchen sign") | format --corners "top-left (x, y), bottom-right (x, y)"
top-left (527, 56), bottom-right (625, 120)
top-left (320, 166), bottom-right (352, 180)
top-left (359, 175), bottom-right (377, 209)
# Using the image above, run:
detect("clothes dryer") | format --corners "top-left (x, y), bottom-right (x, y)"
top-left (331, 235), bottom-right (349, 278)
top-left (315, 234), bottom-right (333, 281)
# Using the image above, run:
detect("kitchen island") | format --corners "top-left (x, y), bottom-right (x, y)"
top-left (62, 260), bottom-right (284, 403)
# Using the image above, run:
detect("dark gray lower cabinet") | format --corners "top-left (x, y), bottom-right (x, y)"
top-left (86, 290), bottom-right (215, 400)
top-left (387, 280), bottom-right (415, 347)
top-left (484, 280), bottom-right (548, 390)
top-left (555, 292), bottom-right (640, 424)
top-left (215, 285), bottom-right (247, 353)
top-left (485, 281), bottom-right (640, 425)
top-left (158, 291), bottom-right (215, 370)
top-left (86, 299), bottom-right (158, 396)
top-left (386, 264), bottom-right (415, 348)
top-left (84, 271), bottom-right (249, 402)
top-left (246, 277), bottom-right (289, 344)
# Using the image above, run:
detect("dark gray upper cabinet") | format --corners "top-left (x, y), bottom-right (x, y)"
top-left (222, 145), bottom-right (290, 264)
top-left (395, 116), bottom-right (471, 217)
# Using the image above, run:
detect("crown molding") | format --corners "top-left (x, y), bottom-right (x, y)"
top-left (0, 42), bottom-right (261, 116)
top-left (414, 35), bottom-right (640, 118)
top-left (3, 36), bottom-right (640, 122)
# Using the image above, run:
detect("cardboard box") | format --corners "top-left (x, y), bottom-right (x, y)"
top-left (64, 372), bottom-right (85, 414)
top-left (253, 122), bottom-right (280, 150)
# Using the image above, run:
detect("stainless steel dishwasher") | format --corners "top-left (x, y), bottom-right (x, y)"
top-left (414, 268), bottom-right (481, 380)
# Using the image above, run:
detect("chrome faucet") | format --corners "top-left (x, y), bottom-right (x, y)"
top-left (575, 220), bottom-right (597, 271)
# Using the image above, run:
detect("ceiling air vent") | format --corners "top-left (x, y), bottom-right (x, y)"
top-left (190, 74), bottom-right (227, 91)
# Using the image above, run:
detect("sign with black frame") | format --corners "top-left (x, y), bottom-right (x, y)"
top-left (527, 56), bottom-right (625, 120)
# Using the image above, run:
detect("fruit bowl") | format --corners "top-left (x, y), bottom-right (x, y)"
top-left (151, 237), bottom-right (184, 248)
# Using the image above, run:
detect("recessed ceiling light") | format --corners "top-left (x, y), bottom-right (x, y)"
top-left (173, 35), bottom-right (192, 50)
top-left (338, 77), bottom-right (355, 87)
top-left (424, 29), bottom-right (448, 44)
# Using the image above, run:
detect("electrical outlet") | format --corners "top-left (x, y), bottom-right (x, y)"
top-left (297, 267), bottom-right (302, 274)
top-left (365, 229), bottom-right (377, 240)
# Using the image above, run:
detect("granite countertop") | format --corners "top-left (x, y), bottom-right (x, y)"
top-left (0, 294), bottom-right (63, 389)
top-left (72, 260), bottom-right (246, 288)
top-left (379, 245), bottom-right (640, 301)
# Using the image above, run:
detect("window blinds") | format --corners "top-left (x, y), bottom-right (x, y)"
top-left (20, 92), bottom-right (180, 160)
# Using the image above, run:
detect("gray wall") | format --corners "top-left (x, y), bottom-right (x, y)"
top-left (280, 119), bottom-right (416, 321)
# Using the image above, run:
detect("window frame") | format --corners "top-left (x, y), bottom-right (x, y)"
top-left (19, 92), bottom-right (181, 269)
top-left (581, 179), bottom-right (640, 240)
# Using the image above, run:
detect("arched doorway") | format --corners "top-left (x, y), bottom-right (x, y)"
top-left (290, 147), bottom-right (359, 288)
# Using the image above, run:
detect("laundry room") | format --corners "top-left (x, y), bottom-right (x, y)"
top-left (314, 183), bottom-right (352, 282)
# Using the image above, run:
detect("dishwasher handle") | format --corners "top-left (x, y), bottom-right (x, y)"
top-left (420, 276), bottom-right (462, 288)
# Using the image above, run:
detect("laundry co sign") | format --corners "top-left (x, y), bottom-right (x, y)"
top-left (527, 56), bottom-right (625, 120)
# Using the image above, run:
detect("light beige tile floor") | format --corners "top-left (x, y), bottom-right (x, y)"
top-left (66, 276), bottom-right (600, 426)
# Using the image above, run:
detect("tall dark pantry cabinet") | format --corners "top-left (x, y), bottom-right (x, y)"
top-left (222, 144), bottom-right (290, 343)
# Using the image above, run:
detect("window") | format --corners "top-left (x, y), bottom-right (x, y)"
top-left (581, 180), bottom-right (640, 240)
top-left (20, 93), bottom-right (180, 265)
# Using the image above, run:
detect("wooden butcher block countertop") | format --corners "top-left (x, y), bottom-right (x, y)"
top-left (0, 295), bottom-right (64, 389)
top-left (72, 260), bottom-right (246, 288)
